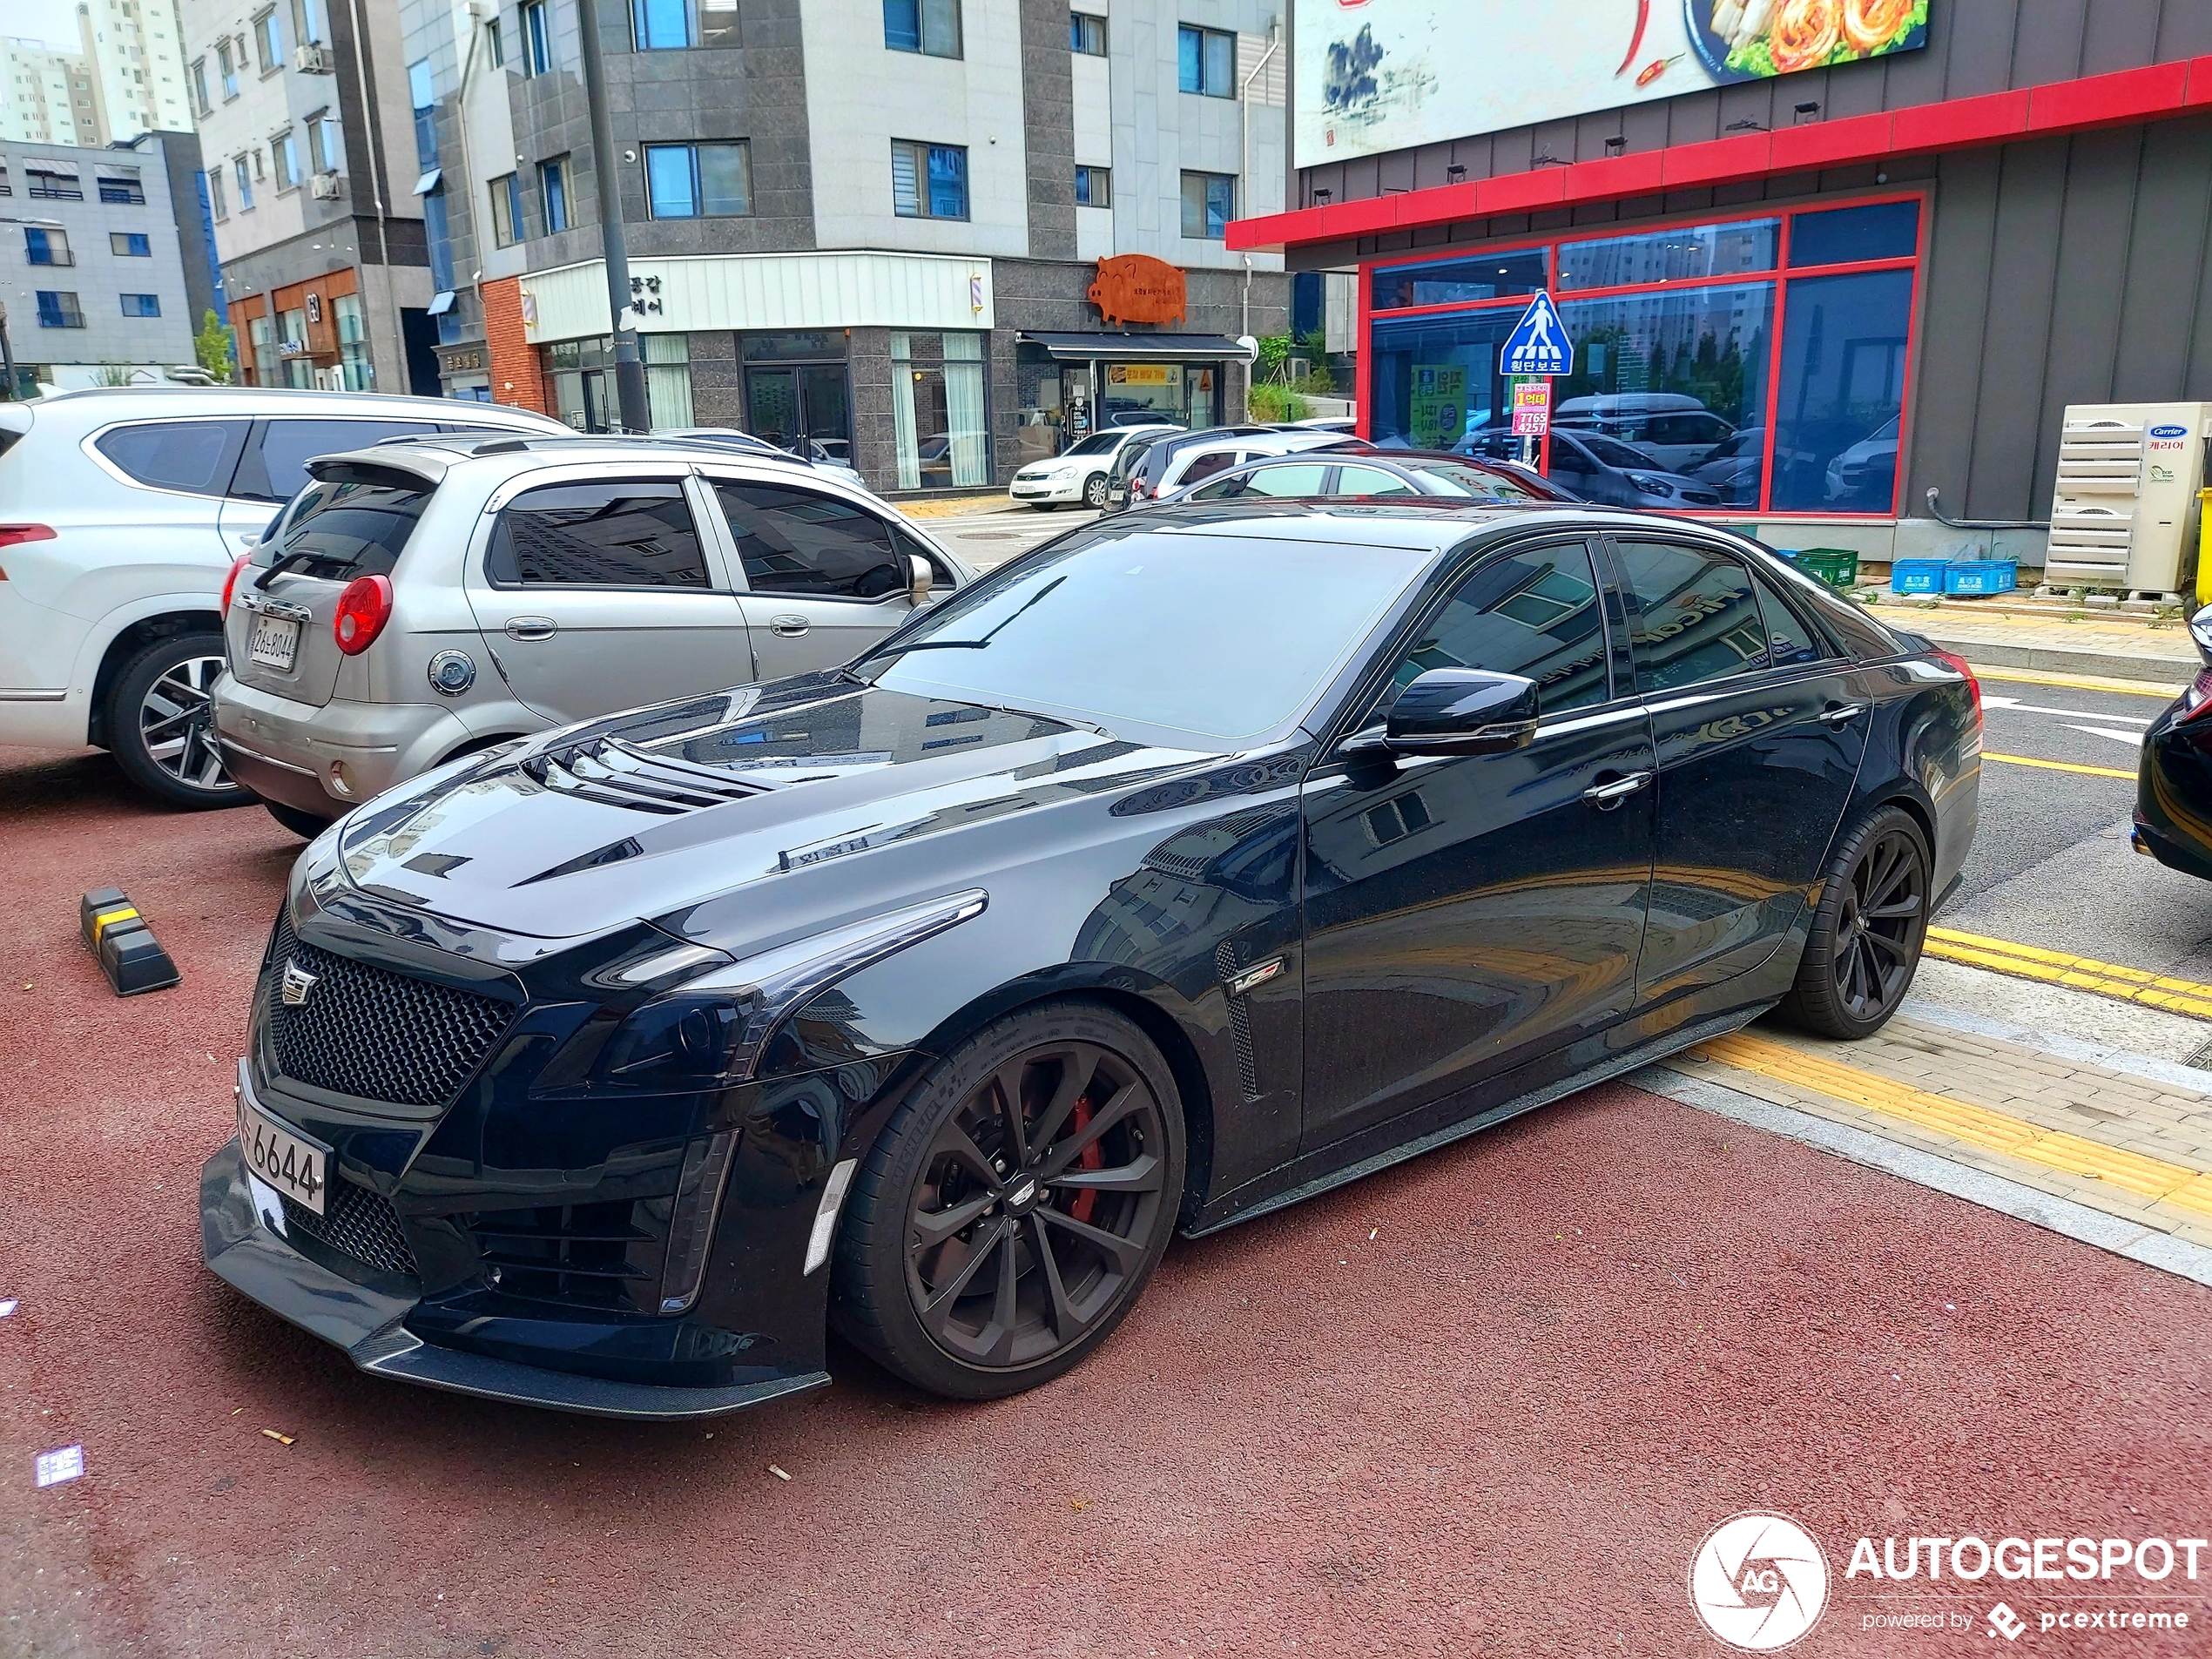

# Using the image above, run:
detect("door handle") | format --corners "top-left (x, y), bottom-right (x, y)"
top-left (505, 617), bottom-right (557, 642)
top-left (1583, 770), bottom-right (1653, 810)
top-left (769, 615), bottom-right (809, 637)
top-left (1817, 704), bottom-right (1867, 727)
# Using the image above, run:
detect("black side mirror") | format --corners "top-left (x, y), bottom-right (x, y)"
top-left (1372, 668), bottom-right (1541, 758)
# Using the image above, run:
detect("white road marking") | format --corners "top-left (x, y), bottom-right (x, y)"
top-left (2065, 724), bottom-right (2149, 747)
top-left (1981, 695), bottom-right (2151, 724)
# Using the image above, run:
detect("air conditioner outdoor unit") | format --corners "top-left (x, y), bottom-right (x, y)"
top-left (309, 171), bottom-right (343, 200)
top-left (294, 43), bottom-right (333, 73)
top-left (2044, 401), bottom-right (2212, 596)
top-left (1285, 355), bottom-right (1311, 382)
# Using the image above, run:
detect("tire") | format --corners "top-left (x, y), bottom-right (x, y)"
top-left (831, 1000), bottom-right (1185, 1399)
top-left (105, 631), bottom-right (248, 809)
top-left (1027, 502), bottom-right (1058, 512)
top-left (263, 800), bottom-right (334, 838)
top-left (1778, 806), bottom-right (1931, 1040)
top-left (1083, 475), bottom-right (1110, 509)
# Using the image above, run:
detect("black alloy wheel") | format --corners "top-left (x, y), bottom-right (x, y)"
top-left (833, 1002), bottom-right (1184, 1399)
top-left (106, 631), bottom-right (248, 809)
top-left (1781, 806), bottom-right (1930, 1039)
top-left (1083, 474), bottom-right (1110, 509)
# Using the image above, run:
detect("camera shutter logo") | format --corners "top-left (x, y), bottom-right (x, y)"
top-left (280, 958), bottom-right (320, 1008)
top-left (1688, 1513), bottom-right (1829, 1650)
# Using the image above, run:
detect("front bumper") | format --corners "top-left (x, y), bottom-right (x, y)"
top-left (1010, 475), bottom-right (1080, 502)
top-left (212, 676), bottom-right (480, 819)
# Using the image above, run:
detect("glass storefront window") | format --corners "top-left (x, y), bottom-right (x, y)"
top-left (333, 292), bottom-right (369, 390)
top-left (891, 332), bottom-right (989, 489)
top-left (1555, 219), bottom-right (1778, 293)
top-left (1101, 361), bottom-right (1183, 428)
top-left (1372, 248), bottom-right (1547, 312)
top-left (248, 313), bottom-right (277, 386)
top-left (1369, 309), bottom-right (1517, 452)
top-left (644, 334), bottom-right (693, 429)
top-left (1770, 268), bottom-right (1912, 513)
top-left (1788, 201), bottom-right (1919, 268)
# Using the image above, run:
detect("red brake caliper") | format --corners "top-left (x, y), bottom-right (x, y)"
top-left (1069, 1096), bottom-right (1103, 1224)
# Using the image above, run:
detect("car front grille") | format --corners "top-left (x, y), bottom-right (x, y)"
top-left (281, 1177), bottom-right (420, 1279)
top-left (260, 912), bottom-right (514, 1109)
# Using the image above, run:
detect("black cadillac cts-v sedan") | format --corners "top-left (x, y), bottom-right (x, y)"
top-left (201, 501), bottom-right (1981, 1418)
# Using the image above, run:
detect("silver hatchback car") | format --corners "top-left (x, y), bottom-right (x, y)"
top-left (212, 434), bottom-right (973, 833)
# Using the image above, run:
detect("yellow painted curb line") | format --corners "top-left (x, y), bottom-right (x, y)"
top-left (1980, 751), bottom-right (2137, 780)
top-left (1924, 927), bottom-right (2212, 1020)
top-left (1974, 666), bottom-right (2187, 699)
top-left (1692, 1032), bottom-right (2212, 1218)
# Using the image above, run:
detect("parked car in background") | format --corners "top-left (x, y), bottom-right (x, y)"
top-left (1688, 426), bottom-right (1767, 508)
top-left (1463, 429), bottom-right (1720, 511)
top-left (0, 387), bottom-right (568, 807)
top-left (200, 496), bottom-right (1977, 1419)
top-left (1113, 427), bottom-right (1351, 509)
top-left (212, 433), bottom-right (971, 835)
top-left (1008, 422), bottom-right (1180, 510)
top-left (1554, 394), bottom-right (1737, 473)
top-left (656, 427), bottom-right (871, 493)
top-left (1825, 415), bottom-right (1900, 509)
top-left (1166, 448), bottom-right (1579, 506)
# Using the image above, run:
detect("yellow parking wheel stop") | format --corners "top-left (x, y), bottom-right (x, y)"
top-left (78, 887), bottom-right (180, 997)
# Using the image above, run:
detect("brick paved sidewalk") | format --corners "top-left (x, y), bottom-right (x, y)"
top-left (1665, 1010), bottom-right (2212, 1255)
top-left (1859, 594), bottom-right (2196, 684)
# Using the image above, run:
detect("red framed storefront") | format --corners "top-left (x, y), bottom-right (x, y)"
top-left (1351, 188), bottom-right (1931, 522)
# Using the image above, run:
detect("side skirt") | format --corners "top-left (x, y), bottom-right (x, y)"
top-left (1182, 1002), bottom-right (1772, 1238)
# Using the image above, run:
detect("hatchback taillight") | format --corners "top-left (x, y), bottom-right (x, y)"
top-left (219, 553), bottom-right (251, 616)
top-left (2180, 668), bottom-right (2212, 724)
top-left (333, 574), bottom-right (393, 655)
top-left (1931, 649), bottom-right (1981, 724)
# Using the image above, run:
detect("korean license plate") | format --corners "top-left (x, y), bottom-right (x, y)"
top-left (238, 1097), bottom-right (327, 1216)
top-left (247, 612), bottom-right (301, 672)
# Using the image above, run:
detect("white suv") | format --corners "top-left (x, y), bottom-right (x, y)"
top-left (0, 387), bottom-right (567, 806)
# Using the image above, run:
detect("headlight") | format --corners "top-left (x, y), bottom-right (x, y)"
top-left (581, 889), bottom-right (988, 1091)
top-left (1626, 473), bottom-right (1675, 496)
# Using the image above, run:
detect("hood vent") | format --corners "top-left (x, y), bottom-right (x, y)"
top-left (520, 736), bottom-right (783, 817)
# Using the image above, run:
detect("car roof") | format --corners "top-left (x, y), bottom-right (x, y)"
top-left (300, 431), bottom-right (881, 499)
top-left (1128, 496), bottom-right (1748, 551)
top-left (20, 384), bottom-right (570, 426)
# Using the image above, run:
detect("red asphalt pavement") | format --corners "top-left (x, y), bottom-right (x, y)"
top-left (4, 744), bottom-right (2210, 1658)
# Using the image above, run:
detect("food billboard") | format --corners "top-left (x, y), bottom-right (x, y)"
top-left (1294, 0), bottom-right (1931, 166)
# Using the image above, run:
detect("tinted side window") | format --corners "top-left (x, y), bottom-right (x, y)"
top-left (1751, 569), bottom-right (1824, 668)
top-left (232, 418), bottom-right (441, 502)
top-left (1379, 541), bottom-right (1610, 718)
top-left (712, 481), bottom-right (902, 598)
top-left (94, 420), bottom-right (249, 496)
top-left (269, 470), bottom-right (433, 579)
top-left (1334, 465), bottom-right (1419, 496)
top-left (1615, 541), bottom-right (1770, 694)
top-left (487, 481), bottom-right (708, 587)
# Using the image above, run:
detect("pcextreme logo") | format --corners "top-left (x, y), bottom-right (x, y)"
top-left (1689, 1513), bottom-right (1830, 1651)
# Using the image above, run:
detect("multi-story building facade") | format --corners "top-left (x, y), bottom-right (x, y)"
top-left (2, 0), bottom-right (192, 147)
top-left (401, 0), bottom-right (1290, 493)
top-left (180, 0), bottom-right (432, 394)
top-left (0, 129), bottom-right (218, 387)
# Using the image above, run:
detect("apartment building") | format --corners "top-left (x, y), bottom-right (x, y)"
top-left (2, 0), bottom-right (192, 147)
top-left (0, 130), bottom-right (218, 387)
top-left (180, 0), bottom-right (432, 393)
top-left (403, 0), bottom-right (1290, 492)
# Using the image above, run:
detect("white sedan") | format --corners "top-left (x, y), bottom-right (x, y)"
top-left (1009, 422), bottom-right (1180, 510)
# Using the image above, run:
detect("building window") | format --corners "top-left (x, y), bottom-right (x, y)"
top-left (644, 141), bottom-right (751, 218)
top-left (233, 155), bottom-right (255, 211)
top-left (249, 312), bottom-right (276, 381)
top-left (207, 168), bottom-right (226, 219)
top-left (1180, 171), bottom-right (1233, 239)
top-left (632, 0), bottom-right (737, 49)
top-left (24, 228), bottom-right (72, 266)
top-left (408, 57), bottom-right (438, 166)
top-left (121, 293), bottom-right (162, 318)
top-left (293, 0), bottom-right (327, 44)
top-left (189, 56), bottom-right (210, 114)
top-left (884, 0), bottom-right (960, 57)
top-left (1365, 196), bottom-right (1924, 517)
top-left (521, 1), bottom-right (551, 75)
top-left (890, 331), bottom-right (989, 489)
top-left (26, 165), bottom-right (82, 200)
top-left (891, 139), bottom-right (967, 219)
top-left (1075, 164), bottom-right (1109, 207)
top-left (644, 334), bottom-right (693, 428)
top-left (489, 170), bottom-right (524, 245)
top-left (218, 38), bottom-right (239, 98)
top-left (253, 8), bottom-right (282, 72)
top-left (1069, 11), bottom-right (1104, 53)
top-left (484, 12), bottom-right (504, 64)
top-left (111, 232), bottom-right (152, 256)
top-left (272, 132), bottom-right (300, 190)
top-left (308, 111), bottom-right (343, 174)
top-left (540, 155), bottom-right (569, 232)
top-left (98, 168), bottom-right (145, 204)
top-left (35, 291), bottom-right (85, 328)
top-left (334, 291), bottom-right (369, 389)
top-left (1177, 24), bottom-right (1233, 96)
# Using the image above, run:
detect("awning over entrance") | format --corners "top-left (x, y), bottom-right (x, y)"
top-left (1018, 331), bottom-right (1251, 361)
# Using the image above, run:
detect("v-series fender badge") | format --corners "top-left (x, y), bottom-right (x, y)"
top-left (1226, 956), bottom-right (1285, 998)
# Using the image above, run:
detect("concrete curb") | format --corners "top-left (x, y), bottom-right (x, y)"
top-left (1926, 635), bottom-right (2194, 686)
top-left (1635, 1065), bottom-right (2212, 1290)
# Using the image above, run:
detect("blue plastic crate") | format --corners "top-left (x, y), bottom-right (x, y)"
top-left (1891, 559), bottom-right (1951, 595)
top-left (1942, 559), bottom-right (2018, 596)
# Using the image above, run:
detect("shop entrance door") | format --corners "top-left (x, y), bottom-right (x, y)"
top-left (745, 365), bottom-right (853, 465)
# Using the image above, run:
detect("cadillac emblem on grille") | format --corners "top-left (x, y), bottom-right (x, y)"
top-left (280, 958), bottom-right (320, 1007)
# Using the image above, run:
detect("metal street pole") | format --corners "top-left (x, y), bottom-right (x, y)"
top-left (0, 304), bottom-right (17, 401)
top-left (575, 0), bottom-right (650, 433)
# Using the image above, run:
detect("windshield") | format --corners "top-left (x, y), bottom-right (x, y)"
top-left (855, 527), bottom-right (1429, 745)
top-left (254, 467), bottom-right (432, 578)
top-left (1063, 430), bottom-right (1123, 456)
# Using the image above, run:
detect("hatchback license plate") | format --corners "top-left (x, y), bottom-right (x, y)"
top-left (248, 614), bottom-right (300, 672)
top-left (239, 1097), bottom-right (327, 1216)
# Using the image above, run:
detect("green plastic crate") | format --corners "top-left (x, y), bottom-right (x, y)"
top-left (1796, 547), bottom-right (1860, 590)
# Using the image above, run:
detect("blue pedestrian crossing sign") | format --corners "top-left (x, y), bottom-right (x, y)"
top-left (1500, 292), bottom-right (1573, 377)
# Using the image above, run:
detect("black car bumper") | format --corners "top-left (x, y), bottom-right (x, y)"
top-left (202, 1136), bottom-right (831, 1420)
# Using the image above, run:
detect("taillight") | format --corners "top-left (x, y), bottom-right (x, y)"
top-left (2180, 667), bottom-right (2212, 724)
top-left (0, 523), bottom-right (56, 547)
top-left (333, 574), bottom-right (393, 655)
top-left (1932, 649), bottom-right (1981, 723)
top-left (219, 553), bottom-right (251, 615)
